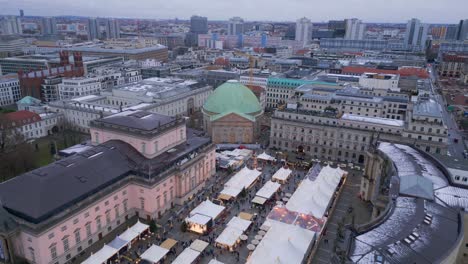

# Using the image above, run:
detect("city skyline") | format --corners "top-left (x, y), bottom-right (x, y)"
top-left (0, 0), bottom-right (466, 23)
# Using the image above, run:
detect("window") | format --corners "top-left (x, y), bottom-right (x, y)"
top-left (140, 198), bottom-right (145, 210)
top-left (94, 132), bottom-right (99, 144)
top-left (113, 195), bottom-right (118, 201)
top-left (123, 200), bottom-right (128, 212)
top-left (61, 225), bottom-right (67, 232)
top-left (96, 217), bottom-right (102, 230)
top-left (73, 218), bottom-right (79, 225)
top-left (50, 246), bottom-right (57, 260)
top-left (115, 207), bottom-right (120, 218)
top-left (85, 223), bottom-right (92, 237)
top-left (106, 211), bottom-right (111, 225)
top-left (104, 201), bottom-right (109, 206)
top-left (154, 141), bottom-right (159, 153)
top-left (29, 248), bottom-right (36, 263)
top-left (63, 237), bottom-right (69, 252)
top-left (141, 142), bottom-right (146, 154)
top-left (84, 211), bottom-right (90, 218)
top-left (74, 230), bottom-right (81, 244)
top-left (95, 206), bottom-right (100, 212)
top-left (48, 232), bottom-right (55, 239)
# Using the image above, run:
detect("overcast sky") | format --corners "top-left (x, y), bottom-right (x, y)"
top-left (0, 0), bottom-right (465, 23)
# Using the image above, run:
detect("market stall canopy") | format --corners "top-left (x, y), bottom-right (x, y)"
top-left (272, 167), bottom-right (292, 182)
top-left (216, 226), bottom-right (244, 247)
top-left (256, 181), bottom-right (281, 199)
top-left (190, 239), bottom-right (209, 252)
top-left (108, 236), bottom-right (128, 251)
top-left (82, 245), bottom-right (117, 264)
top-left (172, 248), bottom-right (200, 264)
top-left (257, 152), bottom-right (276, 161)
top-left (227, 216), bottom-right (252, 232)
top-left (239, 212), bottom-right (254, 221)
top-left (186, 214), bottom-right (211, 226)
top-left (189, 200), bottom-right (226, 220)
top-left (208, 259), bottom-right (225, 264)
top-left (140, 244), bottom-right (169, 263)
top-left (119, 228), bottom-right (139, 243)
top-left (160, 238), bottom-right (178, 250)
top-left (252, 196), bottom-right (267, 205)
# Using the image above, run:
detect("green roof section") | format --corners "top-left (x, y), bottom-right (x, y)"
top-left (203, 80), bottom-right (262, 115)
top-left (17, 96), bottom-right (41, 105)
top-left (210, 111), bottom-right (256, 122)
top-left (267, 77), bottom-right (339, 89)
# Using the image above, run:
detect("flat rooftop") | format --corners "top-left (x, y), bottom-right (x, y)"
top-left (0, 130), bottom-right (211, 224)
top-left (97, 111), bottom-right (177, 131)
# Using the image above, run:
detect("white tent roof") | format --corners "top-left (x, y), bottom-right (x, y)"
top-left (82, 245), bottom-right (117, 264)
top-left (189, 200), bottom-right (225, 220)
top-left (223, 166), bottom-right (261, 189)
top-left (172, 248), bottom-right (200, 264)
top-left (252, 196), bottom-right (267, 205)
top-left (246, 221), bottom-right (316, 264)
top-left (220, 186), bottom-right (242, 198)
top-left (272, 167), bottom-right (292, 182)
top-left (140, 244), bottom-right (169, 263)
top-left (215, 226), bottom-right (244, 247)
top-left (131, 221), bottom-right (149, 234)
top-left (208, 260), bottom-right (225, 264)
top-left (286, 165), bottom-right (345, 218)
top-left (227, 216), bottom-right (252, 232)
top-left (256, 181), bottom-right (281, 199)
top-left (190, 239), bottom-right (209, 252)
top-left (257, 152), bottom-right (275, 161)
top-left (119, 228), bottom-right (139, 242)
top-left (186, 214), bottom-right (212, 225)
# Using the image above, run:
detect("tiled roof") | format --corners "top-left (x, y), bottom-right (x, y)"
top-left (342, 66), bottom-right (430, 79)
top-left (1, 110), bottom-right (41, 129)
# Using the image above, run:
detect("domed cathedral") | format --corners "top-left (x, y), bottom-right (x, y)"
top-left (202, 80), bottom-right (263, 144)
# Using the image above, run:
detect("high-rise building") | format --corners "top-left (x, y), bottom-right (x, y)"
top-left (105, 19), bottom-right (120, 39)
top-left (445, 25), bottom-right (459, 40)
top-left (344, 18), bottom-right (366, 40)
top-left (190, 15), bottom-right (208, 34)
top-left (228, 17), bottom-right (244, 35)
top-left (187, 15), bottom-right (208, 46)
top-left (40, 17), bottom-right (57, 35)
top-left (0, 16), bottom-right (22, 35)
top-left (328, 20), bottom-right (346, 38)
top-left (295, 17), bottom-right (312, 46)
top-left (19, 10), bottom-right (24, 17)
top-left (456, 19), bottom-right (468, 41)
top-left (87, 18), bottom-right (100, 40)
top-left (404, 18), bottom-right (428, 52)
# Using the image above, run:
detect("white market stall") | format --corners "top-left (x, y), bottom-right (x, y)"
top-left (185, 200), bottom-right (226, 234)
top-left (271, 167), bottom-right (292, 184)
top-left (118, 221), bottom-right (150, 247)
top-left (208, 259), bottom-right (225, 264)
top-left (82, 245), bottom-right (118, 264)
top-left (215, 226), bottom-right (244, 251)
top-left (255, 181), bottom-right (281, 200)
top-left (219, 167), bottom-right (262, 200)
top-left (256, 152), bottom-right (276, 162)
top-left (140, 244), bottom-right (169, 264)
top-left (215, 216), bottom-right (252, 251)
top-left (286, 165), bottom-right (346, 218)
top-left (190, 239), bottom-right (209, 253)
top-left (172, 248), bottom-right (201, 264)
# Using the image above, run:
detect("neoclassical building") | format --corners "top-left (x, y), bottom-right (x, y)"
top-left (202, 80), bottom-right (263, 144)
top-left (0, 110), bottom-right (215, 264)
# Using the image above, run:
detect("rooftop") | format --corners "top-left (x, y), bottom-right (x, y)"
top-left (0, 130), bottom-right (211, 224)
top-left (96, 111), bottom-right (178, 132)
top-left (413, 98), bottom-right (443, 118)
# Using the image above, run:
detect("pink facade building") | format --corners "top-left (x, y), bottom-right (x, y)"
top-left (0, 110), bottom-right (215, 264)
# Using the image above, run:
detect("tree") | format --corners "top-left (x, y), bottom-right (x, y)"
top-left (180, 221), bottom-right (187, 232)
top-left (149, 219), bottom-right (157, 233)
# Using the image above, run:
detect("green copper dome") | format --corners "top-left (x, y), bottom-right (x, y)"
top-left (203, 80), bottom-right (261, 115)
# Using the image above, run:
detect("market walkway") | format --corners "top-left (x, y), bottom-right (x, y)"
top-left (310, 168), bottom-right (372, 264)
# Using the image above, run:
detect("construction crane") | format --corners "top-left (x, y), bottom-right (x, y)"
top-left (234, 50), bottom-right (256, 86)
